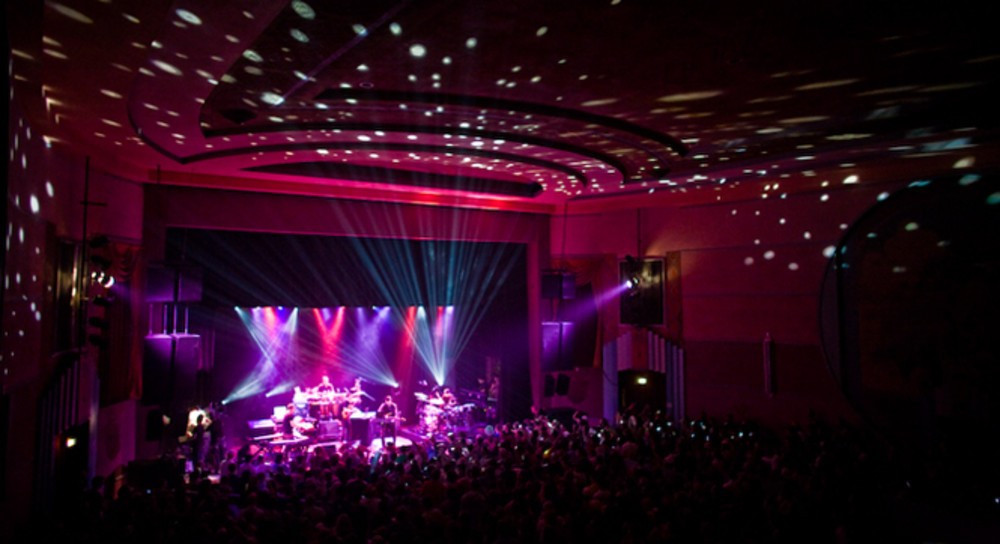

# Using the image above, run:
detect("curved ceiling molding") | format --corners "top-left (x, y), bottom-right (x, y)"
top-left (124, 0), bottom-right (689, 199)
top-left (67, 0), bottom-right (994, 207)
top-left (246, 162), bottom-right (544, 197)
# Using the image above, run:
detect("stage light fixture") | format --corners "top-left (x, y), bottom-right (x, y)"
top-left (90, 270), bottom-right (115, 288)
top-left (623, 255), bottom-right (642, 293)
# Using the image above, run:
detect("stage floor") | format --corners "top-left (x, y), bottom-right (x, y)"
top-left (306, 436), bottom-right (414, 453)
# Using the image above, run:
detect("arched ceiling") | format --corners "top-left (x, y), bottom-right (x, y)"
top-left (9, 0), bottom-right (1000, 212)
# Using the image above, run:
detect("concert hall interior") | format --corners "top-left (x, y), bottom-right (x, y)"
top-left (3, 0), bottom-right (1000, 540)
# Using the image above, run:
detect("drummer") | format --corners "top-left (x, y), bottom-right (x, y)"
top-left (441, 387), bottom-right (457, 408)
top-left (314, 375), bottom-right (335, 418)
top-left (315, 375), bottom-right (334, 395)
top-left (429, 387), bottom-right (447, 407)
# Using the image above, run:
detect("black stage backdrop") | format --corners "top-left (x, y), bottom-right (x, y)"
top-left (163, 228), bottom-right (530, 425)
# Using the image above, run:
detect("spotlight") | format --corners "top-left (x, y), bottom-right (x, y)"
top-left (623, 255), bottom-right (642, 293)
top-left (90, 270), bottom-right (115, 288)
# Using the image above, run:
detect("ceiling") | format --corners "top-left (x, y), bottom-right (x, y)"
top-left (9, 0), bottom-right (1000, 212)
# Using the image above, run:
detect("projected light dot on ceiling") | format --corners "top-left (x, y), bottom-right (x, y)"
top-left (409, 43), bottom-right (427, 58)
top-left (242, 49), bottom-right (264, 63)
top-left (175, 9), bottom-right (202, 25)
top-left (292, 1), bottom-right (315, 19)
top-left (261, 92), bottom-right (284, 105)
top-left (152, 59), bottom-right (182, 76)
top-left (49, 2), bottom-right (92, 24)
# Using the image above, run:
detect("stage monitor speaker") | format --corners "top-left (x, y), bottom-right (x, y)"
top-left (618, 370), bottom-right (666, 412)
top-left (542, 272), bottom-right (576, 299)
top-left (142, 335), bottom-right (202, 406)
top-left (173, 335), bottom-right (203, 404)
top-left (146, 267), bottom-right (203, 303)
top-left (176, 268), bottom-right (203, 302)
top-left (318, 420), bottom-right (342, 440)
top-left (541, 322), bottom-right (576, 372)
top-left (142, 336), bottom-right (173, 405)
top-left (146, 267), bottom-right (176, 303)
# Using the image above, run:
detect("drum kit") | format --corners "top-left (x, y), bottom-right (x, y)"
top-left (415, 391), bottom-right (477, 435)
top-left (302, 389), bottom-right (362, 421)
top-left (263, 382), bottom-right (369, 443)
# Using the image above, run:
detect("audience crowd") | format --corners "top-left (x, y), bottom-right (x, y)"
top-left (39, 408), bottom-right (902, 543)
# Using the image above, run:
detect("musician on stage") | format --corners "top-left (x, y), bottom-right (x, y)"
top-left (340, 377), bottom-right (365, 420)
top-left (314, 375), bottom-right (335, 418)
top-left (315, 375), bottom-right (334, 394)
top-left (292, 386), bottom-right (309, 418)
top-left (376, 394), bottom-right (399, 444)
top-left (441, 387), bottom-right (457, 408)
top-left (275, 402), bottom-right (314, 439)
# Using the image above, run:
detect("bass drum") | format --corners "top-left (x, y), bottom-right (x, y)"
top-left (421, 404), bottom-right (442, 435)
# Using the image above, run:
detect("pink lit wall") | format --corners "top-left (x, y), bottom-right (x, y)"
top-left (3, 105), bottom-right (143, 530)
top-left (553, 179), bottom-right (912, 423)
